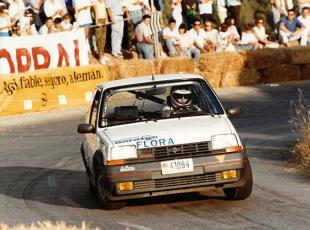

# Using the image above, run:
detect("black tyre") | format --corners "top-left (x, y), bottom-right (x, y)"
top-left (96, 174), bottom-right (126, 210)
top-left (86, 172), bottom-right (96, 194)
top-left (223, 161), bottom-right (253, 200)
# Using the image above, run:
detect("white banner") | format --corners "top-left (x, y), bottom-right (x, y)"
top-left (0, 29), bottom-right (89, 75)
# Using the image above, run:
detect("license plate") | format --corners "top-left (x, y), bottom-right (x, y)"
top-left (161, 158), bottom-right (194, 175)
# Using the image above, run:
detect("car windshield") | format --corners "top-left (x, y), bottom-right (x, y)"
top-left (99, 80), bottom-right (224, 127)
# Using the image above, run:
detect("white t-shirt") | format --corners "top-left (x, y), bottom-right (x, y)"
top-left (217, 0), bottom-right (227, 12)
top-left (189, 28), bottom-right (206, 48)
top-left (73, 0), bottom-right (93, 26)
top-left (124, 0), bottom-right (144, 11)
top-left (253, 26), bottom-right (267, 41)
top-left (0, 15), bottom-right (10, 32)
top-left (241, 31), bottom-right (257, 45)
top-left (199, 2), bottom-right (212, 15)
top-left (61, 21), bottom-right (73, 30)
top-left (205, 29), bottom-right (219, 43)
top-left (162, 27), bottom-right (179, 39)
top-left (298, 15), bottom-right (310, 32)
top-left (9, 1), bottom-right (25, 20)
top-left (218, 30), bottom-right (231, 46)
top-left (44, 0), bottom-right (63, 19)
top-left (39, 24), bottom-right (52, 34)
top-left (228, 25), bottom-right (240, 39)
top-left (172, 0), bottom-right (182, 14)
top-left (226, 0), bottom-right (241, 7)
top-left (179, 32), bottom-right (194, 48)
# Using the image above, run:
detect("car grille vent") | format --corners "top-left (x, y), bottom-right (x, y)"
top-left (134, 173), bottom-right (221, 191)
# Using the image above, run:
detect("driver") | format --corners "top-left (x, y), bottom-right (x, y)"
top-left (162, 86), bottom-right (200, 117)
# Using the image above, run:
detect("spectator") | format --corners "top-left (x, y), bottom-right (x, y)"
top-left (198, 0), bottom-right (214, 24)
top-left (125, 0), bottom-right (149, 28)
top-left (93, 0), bottom-right (109, 64)
top-left (44, 0), bottom-right (64, 19)
top-left (0, 6), bottom-right (12, 37)
top-left (217, 23), bottom-right (235, 51)
top-left (298, 7), bottom-right (310, 44)
top-left (61, 13), bottom-right (73, 30)
top-left (188, 19), bottom-right (207, 53)
top-left (297, 0), bottom-right (310, 13)
top-left (171, 0), bottom-right (182, 29)
top-left (253, 17), bottom-right (279, 48)
top-left (135, 14), bottom-right (154, 60)
top-left (73, 0), bottom-right (93, 35)
top-left (178, 23), bottom-right (199, 61)
top-left (204, 20), bottom-right (219, 51)
top-left (106, 0), bottom-right (127, 58)
top-left (53, 17), bottom-right (63, 32)
top-left (182, 0), bottom-right (198, 29)
top-left (8, 0), bottom-right (25, 23)
top-left (23, 0), bottom-right (43, 30)
top-left (271, 0), bottom-right (293, 37)
top-left (24, 10), bottom-right (38, 35)
top-left (217, 0), bottom-right (227, 24)
top-left (226, 0), bottom-right (242, 30)
top-left (163, 18), bottom-right (180, 56)
top-left (225, 16), bottom-right (242, 49)
top-left (39, 16), bottom-right (53, 34)
top-left (279, 9), bottom-right (308, 46)
top-left (241, 24), bottom-right (259, 50)
top-left (11, 24), bottom-right (20, 36)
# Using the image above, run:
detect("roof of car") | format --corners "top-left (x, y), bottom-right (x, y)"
top-left (97, 74), bottom-right (205, 89)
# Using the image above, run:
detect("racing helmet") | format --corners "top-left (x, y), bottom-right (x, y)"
top-left (170, 86), bottom-right (193, 109)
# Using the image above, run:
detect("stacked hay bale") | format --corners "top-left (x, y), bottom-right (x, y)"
top-left (199, 51), bottom-right (261, 88)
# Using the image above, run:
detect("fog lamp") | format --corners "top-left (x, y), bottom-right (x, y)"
top-left (222, 170), bottom-right (238, 180)
top-left (117, 182), bottom-right (134, 191)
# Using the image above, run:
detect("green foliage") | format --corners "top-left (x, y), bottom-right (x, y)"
top-left (162, 0), bottom-right (275, 32)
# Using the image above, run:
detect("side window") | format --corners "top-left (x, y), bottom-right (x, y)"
top-left (89, 90), bottom-right (101, 127)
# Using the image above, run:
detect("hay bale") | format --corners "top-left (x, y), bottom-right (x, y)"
top-left (220, 68), bottom-right (261, 87)
top-left (159, 57), bottom-right (195, 74)
top-left (246, 48), bottom-right (288, 70)
top-left (153, 58), bottom-right (163, 75)
top-left (201, 72), bottom-right (222, 88)
top-left (301, 64), bottom-right (310, 80)
top-left (106, 63), bottom-right (121, 80)
top-left (118, 59), bottom-right (155, 79)
top-left (285, 46), bottom-right (310, 64)
top-left (266, 64), bottom-right (301, 83)
top-left (199, 52), bottom-right (246, 73)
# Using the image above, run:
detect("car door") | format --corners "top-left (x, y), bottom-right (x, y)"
top-left (85, 89), bottom-right (102, 171)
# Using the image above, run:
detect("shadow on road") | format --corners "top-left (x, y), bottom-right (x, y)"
top-left (0, 166), bottom-right (227, 210)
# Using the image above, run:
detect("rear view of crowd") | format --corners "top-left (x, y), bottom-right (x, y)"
top-left (0, 0), bottom-right (309, 64)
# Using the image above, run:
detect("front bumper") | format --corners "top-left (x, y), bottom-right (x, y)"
top-left (101, 152), bottom-right (249, 201)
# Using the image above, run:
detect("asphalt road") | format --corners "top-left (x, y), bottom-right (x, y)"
top-left (0, 81), bottom-right (310, 230)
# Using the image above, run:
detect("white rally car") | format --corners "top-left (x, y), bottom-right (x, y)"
top-left (78, 74), bottom-right (253, 209)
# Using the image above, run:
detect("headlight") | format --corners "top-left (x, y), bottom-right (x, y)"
top-left (211, 134), bottom-right (238, 150)
top-left (110, 145), bottom-right (137, 160)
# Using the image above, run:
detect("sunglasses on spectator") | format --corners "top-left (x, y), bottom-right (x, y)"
top-left (205, 24), bottom-right (212, 27)
top-left (194, 23), bottom-right (201, 26)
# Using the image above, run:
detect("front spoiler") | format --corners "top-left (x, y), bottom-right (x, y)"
top-left (99, 152), bottom-right (250, 201)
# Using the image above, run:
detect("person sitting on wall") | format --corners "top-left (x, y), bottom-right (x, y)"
top-left (279, 9), bottom-right (308, 46)
top-left (162, 18), bottom-right (181, 57)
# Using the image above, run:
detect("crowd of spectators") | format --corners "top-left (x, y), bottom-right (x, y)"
top-left (0, 0), bottom-right (309, 64)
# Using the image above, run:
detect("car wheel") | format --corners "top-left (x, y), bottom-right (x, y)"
top-left (86, 172), bottom-right (96, 194)
top-left (96, 174), bottom-right (126, 210)
top-left (223, 161), bottom-right (253, 200)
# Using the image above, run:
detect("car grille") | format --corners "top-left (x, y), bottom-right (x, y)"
top-left (134, 173), bottom-right (223, 191)
top-left (128, 141), bottom-right (221, 164)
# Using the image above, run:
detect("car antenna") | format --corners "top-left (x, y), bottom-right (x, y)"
top-left (151, 74), bottom-right (157, 88)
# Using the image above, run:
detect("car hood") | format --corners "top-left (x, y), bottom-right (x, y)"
top-left (103, 116), bottom-right (233, 149)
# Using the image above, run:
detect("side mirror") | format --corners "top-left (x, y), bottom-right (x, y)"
top-left (77, 124), bottom-right (95, 134)
top-left (226, 107), bottom-right (243, 118)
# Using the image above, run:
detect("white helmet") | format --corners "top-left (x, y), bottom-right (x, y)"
top-left (171, 87), bottom-right (193, 109)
